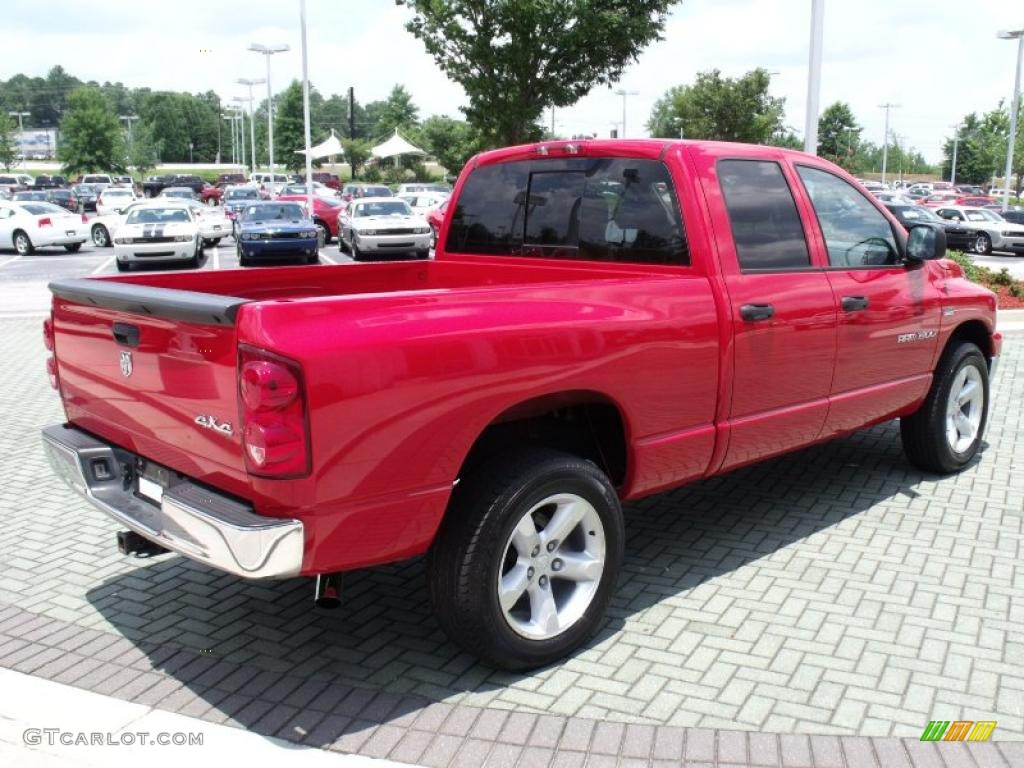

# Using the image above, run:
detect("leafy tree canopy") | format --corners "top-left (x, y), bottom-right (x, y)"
top-left (58, 87), bottom-right (125, 175)
top-left (646, 69), bottom-right (785, 144)
top-left (817, 101), bottom-right (861, 170)
top-left (398, 0), bottom-right (675, 146)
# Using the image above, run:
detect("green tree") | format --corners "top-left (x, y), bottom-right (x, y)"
top-left (398, 0), bottom-right (675, 147)
top-left (647, 69), bottom-right (785, 144)
top-left (767, 128), bottom-right (803, 150)
top-left (274, 80), bottom-right (319, 172)
top-left (57, 87), bottom-right (124, 175)
top-left (419, 115), bottom-right (480, 176)
top-left (374, 85), bottom-right (419, 140)
top-left (126, 121), bottom-right (161, 178)
top-left (342, 138), bottom-right (372, 180)
top-left (817, 102), bottom-right (861, 170)
top-left (0, 114), bottom-right (16, 170)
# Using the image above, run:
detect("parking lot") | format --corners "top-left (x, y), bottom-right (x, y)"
top-left (0, 252), bottom-right (1021, 765)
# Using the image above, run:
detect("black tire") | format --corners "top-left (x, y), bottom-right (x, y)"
top-left (13, 230), bottom-right (33, 255)
top-left (92, 225), bottom-right (110, 248)
top-left (314, 221), bottom-right (329, 248)
top-left (351, 237), bottom-right (364, 261)
top-left (430, 225), bottom-right (438, 250)
top-left (211, 238), bottom-right (222, 246)
top-left (237, 245), bottom-right (248, 267)
top-left (428, 447), bottom-right (624, 670)
top-left (973, 233), bottom-right (992, 255)
top-left (64, 242), bottom-right (82, 253)
top-left (901, 341), bottom-right (989, 474)
top-left (116, 259), bottom-right (130, 272)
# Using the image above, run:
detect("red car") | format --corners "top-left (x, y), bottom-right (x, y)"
top-left (313, 172), bottom-right (341, 190)
top-left (199, 183), bottom-right (223, 205)
top-left (41, 139), bottom-right (998, 670)
top-left (955, 196), bottom-right (997, 207)
top-left (277, 193), bottom-right (343, 245)
top-left (920, 194), bottom-right (958, 208)
top-left (426, 198), bottom-right (449, 248)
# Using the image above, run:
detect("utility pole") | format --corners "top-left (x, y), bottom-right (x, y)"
top-left (238, 78), bottom-right (266, 174)
top-left (878, 103), bottom-right (899, 185)
top-left (8, 111), bottom-right (29, 133)
top-left (221, 114), bottom-right (236, 164)
top-left (613, 89), bottom-right (638, 138)
top-left (348, 87), bottom-right (356, 179)
top-left (950, 124), bottom-right (962, 185)
top-left (996, 28), bottom-right (1023, 208)
top-left (247, 44), bottom-right (290, 179)
top-left (118, 114), bottom-right (138, 149)
top-left (803, 0), bottom-right (824, 154)
top-left (550, 106), bottom-right (556, 138)
top-left (300, 0), bottom-right (314, 218)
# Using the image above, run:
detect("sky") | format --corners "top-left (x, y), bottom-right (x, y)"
top-left (1, 0), bottom-right (1021, 163)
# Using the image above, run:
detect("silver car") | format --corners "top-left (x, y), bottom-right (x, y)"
top-left (934, 206), bottom-right (1024, 255)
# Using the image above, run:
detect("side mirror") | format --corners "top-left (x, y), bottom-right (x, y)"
top-left (905, 223), bottom-right (946, 263)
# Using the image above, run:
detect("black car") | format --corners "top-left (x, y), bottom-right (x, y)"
top-left (1001, 209), bottom-right (1024, 225)
top-left (33, 174), bottom-right (68, 189)
top-left (47, 188), bottom-right (81, 213)
top-left (885, 204), bottom-right (975, 251)
top-left (72, 183), bottom-right (100, 212)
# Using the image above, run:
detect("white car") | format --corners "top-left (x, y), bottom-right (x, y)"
top-left (96, 187), bottom-right (138, 216)
top-left (339, 197), bottom-right (432, 261)
top-left (81, 174), bottom-right (113, 189)
top-left (397, 192), bottom-right (449, 216)
top-left (112, 203), bottom-right (202, 271)
top-left (177, 199), bottom-right (231, 244)
top-left (875, 192), bottom-right (916, 206)
top-left (933, 206), bottom-right (1024, 255)
top-left (0, 201), bottom-right (87, 254)
top-left (395, 183), bottom-right (451, 196)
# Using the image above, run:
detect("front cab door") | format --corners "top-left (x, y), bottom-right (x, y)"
top-left (792, 165), bottom-right (942, 437)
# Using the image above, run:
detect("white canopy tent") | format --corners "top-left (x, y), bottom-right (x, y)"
top-left (295, 129), bottom-right (345, 159)
top-left (371, 129), bottom-right (427, 160)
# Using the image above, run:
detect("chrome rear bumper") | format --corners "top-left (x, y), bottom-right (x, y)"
top-left (41, 425), bottom-right (304, 579)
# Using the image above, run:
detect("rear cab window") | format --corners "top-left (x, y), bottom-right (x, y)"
top-left (446, 157), bottom-right (689, 266)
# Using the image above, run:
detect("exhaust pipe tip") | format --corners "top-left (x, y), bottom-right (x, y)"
top-left (314, 573), bottom-right (342, 609)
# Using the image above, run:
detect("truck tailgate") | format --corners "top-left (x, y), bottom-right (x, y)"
top-left (50, 279), bottom-right (249, 493)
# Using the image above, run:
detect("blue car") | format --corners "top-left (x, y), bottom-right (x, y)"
top-left (236, 201), bottom-right (320, 266)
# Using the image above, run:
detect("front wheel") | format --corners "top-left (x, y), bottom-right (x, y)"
top-left (973, 233), bottom-right (992, 255)
top-left (92, 225), bottom-right (110, 248)
top-left (351, 237), bottom-right (364, 261)
top-left (901, 341), bottom-right (989, 474)
top-left (428, 447), bottom-right (624, 670)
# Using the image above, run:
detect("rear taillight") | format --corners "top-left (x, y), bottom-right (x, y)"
top-left (238, 346), bottom-right (310, 477)
top-left (38, 217), bottom-right (52, 227)
top-left (43, 318), bottom-right (58, 389)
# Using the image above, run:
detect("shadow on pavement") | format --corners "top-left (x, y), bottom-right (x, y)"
top-left (85, 419), bottom-right (968, 747)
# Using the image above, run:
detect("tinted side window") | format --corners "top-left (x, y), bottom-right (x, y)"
top-left (446, 158), bottom-right (688, 265)
top-left (718, 160), bottom-right (810, 270)
top-left (797, 166), bottom-right (899, 267)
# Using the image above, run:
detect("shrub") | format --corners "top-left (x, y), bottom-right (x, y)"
top-left (1010, 283), bottom-right (1024, 299)
top-left (992, 268), bottom-right (1015, 287)
top-left (361, 165), bottom-right (383, 183)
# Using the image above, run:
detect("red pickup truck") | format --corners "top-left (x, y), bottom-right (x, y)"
top-left (41, 140), bottom-right (999, 670)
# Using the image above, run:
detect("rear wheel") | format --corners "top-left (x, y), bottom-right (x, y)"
top-left (64, 243), bottom-right (82, 253)
top-left (13, 231), bottom-right (33, 255)
top-left (428, 447), bottom-right (624, 670)
top-left (91, 225), bottom-right (110, 248)
top-left (901, 341), bottom-right (989, 474)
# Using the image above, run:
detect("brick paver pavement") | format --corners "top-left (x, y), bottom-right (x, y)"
top-left (0, 315), bottom-right (1021, 766)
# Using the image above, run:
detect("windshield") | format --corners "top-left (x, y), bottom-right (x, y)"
top-left (242, 203), bottom-right (305, 221)
top-left (125, 207), bottom-right (190, 224)
top-left (965, 209), bottom-right (1002, 222)
top-left (354, 201), bottom-right (411, 217)
top-left (899, 207), bottom-right (940, 222)
top-left (15, 191), bottom-right (48, 200)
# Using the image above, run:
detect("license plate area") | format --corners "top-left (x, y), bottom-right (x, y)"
top-left (65, 230), bottom-right (75, 237)
top-left (134, 460), bottom-right (173, 507)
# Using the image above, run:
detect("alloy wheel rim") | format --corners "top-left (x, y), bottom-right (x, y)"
top-left (497, 492), bottom-right (606, 641)
top-left (93, 228), bottom-right (107, 246)
top-left (946, 363), bottom-right (984, 454)
top-left (16, 235), bottom-right (28, 254)
top-left (976, 234), bottom-right (988, 253)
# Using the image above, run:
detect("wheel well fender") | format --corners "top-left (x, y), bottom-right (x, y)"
top-left (945, 319), bottom-right (995, 364)
top-left (456, 391), bottom-right (630, 489)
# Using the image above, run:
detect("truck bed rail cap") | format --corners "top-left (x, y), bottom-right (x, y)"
top-left (48, 278), bottom-right (247, 326)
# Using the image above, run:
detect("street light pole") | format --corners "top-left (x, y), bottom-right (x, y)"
top-left (118, 114), bottom-right (138, 148)
top-left (950, 124), bottom-right (962, 186)
top-left (803, 0), bottom-right (824, 154)
top-left (237, 79), bottom-right (266, 175)
top-left (997, 28), bottom-right (1023, 209)
top-left (247, 44), bottom-right (290, 183)
top-left (878, 103), bottom-right (899, 185)
top-left (613, 89), bottom-right (639, 138)
top-left (299, 0), bottom-right (314, 219)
